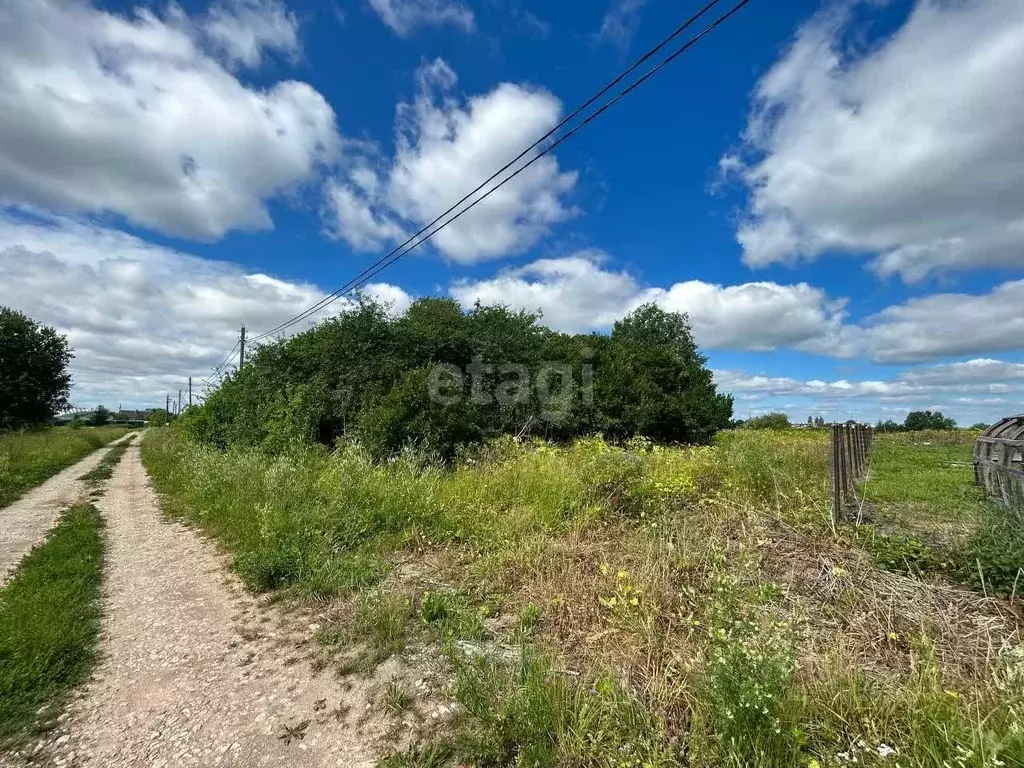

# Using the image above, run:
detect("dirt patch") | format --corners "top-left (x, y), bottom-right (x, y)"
top-left (19, 441), bottom-right (377, 768)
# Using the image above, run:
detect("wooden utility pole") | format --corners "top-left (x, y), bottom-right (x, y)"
top-left (177, 390), bottom-right (182, 415)
top-left (239, 326), bottom-right (246, 369)
top-left (165, 394), bottom-right (170, 422)
top-left (188, 376), bottom-right (192, 407)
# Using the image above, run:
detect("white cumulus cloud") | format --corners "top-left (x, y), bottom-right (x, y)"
top-left (0, 0), bottom-right (339, 241)
top-left (368, 0), bottom-right (474, 36)
top-left (449, 252), bottom-right (848, 350)
top-left (727, 0), bottom-right (1024, 282)
top-left (714, 360), bottom-right (1024, 426)
top-left (851, 280), bottom-right (1024, 362)
top-left (0, 212), bottom-right (410, 408)
top-left (448, 253), bottom-right (1024, 365)
top-left (324, 59), bottom-right (578, 263)
top-left (203, 0), bottom-right (301, 68)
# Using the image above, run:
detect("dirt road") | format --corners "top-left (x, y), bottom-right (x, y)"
top-left (37, 440), bottom-right (374, 768)
top-left (0, 435), bottom-right (134, 587)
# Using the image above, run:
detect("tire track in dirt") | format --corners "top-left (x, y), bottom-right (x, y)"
top-left (0, 434), bottom-right (137, 587)
top-left (43, 441), bottom-right (375, 768)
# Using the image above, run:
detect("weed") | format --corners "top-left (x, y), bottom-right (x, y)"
top-left (379, 679), bottom-right (414, 716)
top-left (956, 504), bottom-right (1024, 596)
top-left (379, 743), bottom-right (454, 768)
top-left (451, 645), bottom-right (676, 767)
top-left (80, 441), bottom-right (130, 492)
top-left (0, 504), bottom-right (103, 747)
top-left (518, 602), bottom-right (543, 633)
top-left (854, 527), bottom-right (947, 576)
top-left (355, 591), bottom-right (412, 660)
top-left (141, 427), bottom-right (1024, 767)
top-left (419, 590), bottom-right (487, 640)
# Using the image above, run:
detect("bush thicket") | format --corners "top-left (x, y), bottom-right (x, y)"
top-left (743, 412), bottom-right (791, 430)
top-left (181, 299), bottom-right (733, 459)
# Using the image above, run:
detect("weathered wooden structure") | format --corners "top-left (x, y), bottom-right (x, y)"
top-left (974, 415), bottom-right (1024, 507)
top-left (829, 422), bottom-right (873, 522)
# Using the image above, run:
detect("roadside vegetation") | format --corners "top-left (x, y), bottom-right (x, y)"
top-left (80, 439), bottom-right (132, 496)
top-left (0, 504), bottom-right (104, 747)
top-left (0, 426), bottom-right (132, 507)
top-left (181, 300), bottom-right (733, 460)
top-left (143, 425), bottom-right (1024, 768)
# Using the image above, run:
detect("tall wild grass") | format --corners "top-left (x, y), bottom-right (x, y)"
top-left (142, 428), bottom-right (1023, 768)
top-left (0, 426), bottom-right (131, 507)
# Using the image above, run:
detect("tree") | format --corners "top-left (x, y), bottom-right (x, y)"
top-left (971, 422), bottom-right (991, 431)
top-left (0, 307), bottom-right (73, 429)
top-left (88, 405), bottom-right (112, 426)
top-left (875, 419), bottom-right (903, 432)
top-left (600, 305), bottom-right (733, 443)
top-left (744, 412), bottom-right (791, 430)
top-left (903, 410), bottom-right (956, 431)
top-left (146, 408), bottom-right (170, 427)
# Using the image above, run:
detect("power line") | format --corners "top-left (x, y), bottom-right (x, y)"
top-left (203, 339), bottom-right (240, 386)
top-left (249, 0), bottom-right (739, 343)
top-left (341, 0), bottom-right (752, 300)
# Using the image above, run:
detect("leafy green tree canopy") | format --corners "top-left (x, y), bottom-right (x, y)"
top-left (743, 412), bottom-right (791, 430)
top-left (903, 410), bottom-right (956, 431)
top-left (181, 299), bottom-right (734, 460)
top-left (0, 307), bottom-right (72, 430)
top-left (88, 405), bottom-right (112, 427)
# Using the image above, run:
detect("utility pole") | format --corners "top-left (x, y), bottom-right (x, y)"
top-left (188, 376), bottom-right (192, 407)
top-left (177, 390), bottom-right (182, 415)
top-left (239, 325), bottom-right (246, 369)
top-left (165, 394), bottom-right (170, 422)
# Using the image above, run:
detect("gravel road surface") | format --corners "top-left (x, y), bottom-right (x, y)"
top-left (37, 441), bottom-right (375, 768)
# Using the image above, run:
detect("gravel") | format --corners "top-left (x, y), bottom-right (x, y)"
top-left (24, 440), bottom-right (375, 768)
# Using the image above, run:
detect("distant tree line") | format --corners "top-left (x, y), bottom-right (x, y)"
top-left (875, 410), bottom-right (957, 432)
top-left (739, 412), bottom-right (792, 430)
top-left (182, 299), bottom-right (734, 460)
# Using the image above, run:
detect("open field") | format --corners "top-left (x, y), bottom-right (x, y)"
top-left (0, 427), bottom-right (132, 508)
top-left (0, 503), bottom-right (103, 748)
top-left (142, 427), bottom-right (1024, 768)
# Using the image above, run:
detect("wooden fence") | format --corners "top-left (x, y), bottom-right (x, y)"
top-left (974, 415), bottom-right (1024, 508)
top-left (829, 423), bottom-right (874, 521)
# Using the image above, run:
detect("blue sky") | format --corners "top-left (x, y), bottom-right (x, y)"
top-left (1, 0), bottom-right (1022, 424)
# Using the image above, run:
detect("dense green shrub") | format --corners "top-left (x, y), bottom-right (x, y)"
top-left (957, 503), bottom-right (1024, 595)
top-left (181, 299), bottom-right (733, 460)
top-left (743, 412), bottom-right (791, 430)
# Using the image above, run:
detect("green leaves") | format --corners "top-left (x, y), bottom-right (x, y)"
top-left (186, 298), bottom-right (733, 460)
top-left (0, 306), bottom-right (72, 429)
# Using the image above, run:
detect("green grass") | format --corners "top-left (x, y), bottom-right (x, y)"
top-left (80, 441), bottom-right (131, 492)
top-left (0, 504), bottom-right (104, 747)
top-left (0, 426), bottom-right (132, 507)
top-left (859, 432), bottom-right (1024, 594)
top-left (142, 428), bottom-right (1024, 768)
top-left (861, 433), bottom-right (985, 521)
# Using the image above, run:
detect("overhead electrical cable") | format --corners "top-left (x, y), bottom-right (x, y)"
top-left (247, 0), bottom-right (741, 343)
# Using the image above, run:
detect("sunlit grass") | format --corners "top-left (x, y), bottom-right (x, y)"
top-left (0, 504), bottom-right (104, 747)
top-left (0, 426), bottom-right (131, 507)
top-left (142, 428), bottom-right (1024, 768)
